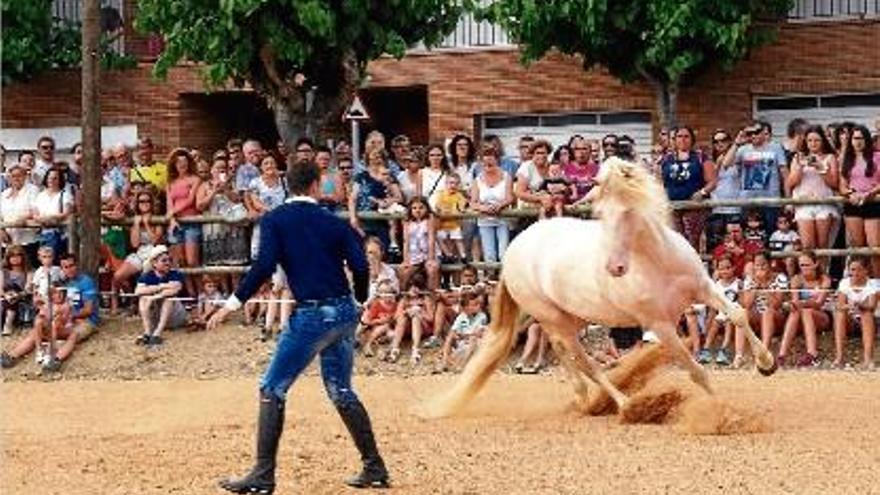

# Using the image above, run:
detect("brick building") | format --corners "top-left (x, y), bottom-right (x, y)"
top-left (2, 0), bottom-right (879, 156)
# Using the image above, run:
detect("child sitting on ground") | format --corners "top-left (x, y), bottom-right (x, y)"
top-left (34, 282), bottom-right (73, 368)
top-left (538, 162), bottom-right (576, 219)
top-left (434, 173), bottom-right (469, 263)
top-left (357, 281), bottom-right (399, 357)
top-left (441, 292), bottom-right (487, 371)
top-left (698, 256), bottom-right (741, 366)
top-left (194, 275), bottom-right (225, 329)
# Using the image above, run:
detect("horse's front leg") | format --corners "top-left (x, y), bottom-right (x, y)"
top-left (703, 282), bottom-right (777, 375)
top-left (652, 321), bottom-right (713, 396)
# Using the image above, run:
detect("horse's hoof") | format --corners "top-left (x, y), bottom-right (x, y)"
top-left (758, 360), bottom-right (778, 376)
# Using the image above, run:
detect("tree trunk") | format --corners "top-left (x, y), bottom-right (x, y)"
top-left (80, 0), bottom-right (102, 280)
top-left (270, 97), bottom-right (307, 148)
top-left (268, 50), bottom-right (361, 149)
top-left (653, 80), bottom-right (679, 130)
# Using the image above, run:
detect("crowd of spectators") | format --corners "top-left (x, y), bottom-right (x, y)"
top-left (1, 117), bottom-right (880, 373)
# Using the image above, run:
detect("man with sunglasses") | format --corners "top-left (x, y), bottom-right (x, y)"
top-left (32, 136), bottom-right (56, 187)
top-left (208, 161), bottom-right (388, 494)
top-left (721, 119), bottom-right (787, 236)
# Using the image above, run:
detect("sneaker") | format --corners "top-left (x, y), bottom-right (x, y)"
top-left (696, 349), bottom-right (713, 364)
top-left (715, 349), bottom-right (732, 366)
top-left (1, 326), bottom-right (12, 336)
top-left (147, 335), bottom-right (164, 347)
top-left (42, 356), bottom-right (62, 373)
top-left (0, 351), bottom-right (17, 369)
top-left (422, 336), bottom-right (441, 349)
top-left (135, 333), bottom-right (150, 346)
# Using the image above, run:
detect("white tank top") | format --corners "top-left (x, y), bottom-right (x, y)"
top-left (476, 172), bottom-right (509, 227)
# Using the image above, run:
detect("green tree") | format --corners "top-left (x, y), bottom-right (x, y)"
top-left (487, 0), bottom-right (794, 128)
top-left (136, 0), bottom-right (466, 144)
top-left (1, 0), bottom-right (136, 85)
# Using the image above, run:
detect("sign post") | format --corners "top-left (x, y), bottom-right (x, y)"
top-left (343, 95), bottom-right (371, 163)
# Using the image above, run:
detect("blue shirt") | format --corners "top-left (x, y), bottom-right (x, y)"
top-left (138, 269), bottom-right (185, 287)
top-left (235, 198), bottom-right (369, 302)
top-left (65, 273), bottom-right (100, 326)
top-left (661, 151), bottom-right (705, 201)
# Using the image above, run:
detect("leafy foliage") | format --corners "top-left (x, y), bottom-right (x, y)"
top-left (2, 0), bottom-right (136, 85)
top-left (136, 0), bottom-right (466, 97)
top-left (486, 0), bottom-right (793, 86)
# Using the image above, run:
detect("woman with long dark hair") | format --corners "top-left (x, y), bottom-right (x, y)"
top-left (839, 124), bottom-right (880, 274)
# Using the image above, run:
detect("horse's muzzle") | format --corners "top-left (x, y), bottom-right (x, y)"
top-left (606, 263), bottom-right (628, 277)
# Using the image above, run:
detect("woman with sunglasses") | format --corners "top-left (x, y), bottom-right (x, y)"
top-left (706, 130), bottom-right (740, 251)
top-left (112, 191), bottom-right (165, 312)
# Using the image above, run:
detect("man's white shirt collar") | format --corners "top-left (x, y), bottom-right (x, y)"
top-left (286, 195), bottom-right (318, 204)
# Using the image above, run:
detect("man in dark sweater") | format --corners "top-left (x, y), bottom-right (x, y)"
top-left (208, 161), bottom-right (389, 494)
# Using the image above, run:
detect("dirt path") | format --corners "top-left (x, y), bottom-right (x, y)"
top-left (2, 371), bottom-right (879, 495)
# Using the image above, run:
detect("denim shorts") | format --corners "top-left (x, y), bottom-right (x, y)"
top-left (167, 223), bottom-right (202, 245)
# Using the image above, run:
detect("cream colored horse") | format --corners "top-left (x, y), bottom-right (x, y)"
top-left (429, 157), bottom-right (777, 417)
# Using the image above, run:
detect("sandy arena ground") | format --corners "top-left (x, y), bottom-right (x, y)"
top-left (3, 366), bottom-right (880, 495)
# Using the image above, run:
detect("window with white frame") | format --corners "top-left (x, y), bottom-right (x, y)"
top-left (754, 93), bottom-right (880, 138)
top-left (788, 0), bottom-right (880, 21)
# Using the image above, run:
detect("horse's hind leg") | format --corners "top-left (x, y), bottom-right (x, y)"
top-left (551, 328), bottom-right (629, 410)
top-left (547, 335), bottom-right (591, 402)
top-left (652, 321), bottom-right (713, 395)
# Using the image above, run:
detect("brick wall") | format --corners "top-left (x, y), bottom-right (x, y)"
top-left (368, 19), bottom-right (880, 143)
top-left (2, 19), bottom-right (878, 152)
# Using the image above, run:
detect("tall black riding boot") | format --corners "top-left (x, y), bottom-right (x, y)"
top-left (336, 400), bottom-right (390, 489)
top-left (219, 391), bottom-right (285, 495)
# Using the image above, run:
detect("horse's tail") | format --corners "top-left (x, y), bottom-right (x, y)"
top-left (424, 277), bottom-right (520, 418)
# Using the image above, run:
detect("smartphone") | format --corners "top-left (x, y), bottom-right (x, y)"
top-left (218, 172), bottom-right (228, 183)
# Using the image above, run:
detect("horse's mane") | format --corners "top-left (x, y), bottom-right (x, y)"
top-left (593, 157), bottom-right (672, 227)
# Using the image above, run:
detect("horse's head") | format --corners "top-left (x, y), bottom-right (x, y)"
top-left (591, 157), bottom-right (671, 277)
top-left (591, 157), bottom-right (669, 225)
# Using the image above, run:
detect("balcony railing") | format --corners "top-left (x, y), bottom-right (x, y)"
top-left (52, 0), bottom-right (126, 54)
top-left (410, 0), bottom-right (513, 52)
top-left (788, 0), bottom-right (880, 20)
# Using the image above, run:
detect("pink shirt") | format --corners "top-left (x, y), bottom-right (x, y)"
top-left (848, 152), bottom-right (880, 194)
top-left (563, 161), bottom-right (599, 201)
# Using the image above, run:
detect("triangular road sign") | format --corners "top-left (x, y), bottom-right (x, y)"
top-left (343, 95), bottom-right (371, 121)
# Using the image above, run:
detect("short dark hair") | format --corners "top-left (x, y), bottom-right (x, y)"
top-left (287, 161), bottom-right (321, 195)
top-left (315, 145), bottom-right (332, 155)
top-left (294, 137), bottom-right (315, 151)
top-left (59, 252), bottom-right (77, 264)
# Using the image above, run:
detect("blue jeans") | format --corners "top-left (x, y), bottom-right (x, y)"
top-left (478, 223), bottom-right (510, 263)
top-left (260, 296), bottom-right (361, 408)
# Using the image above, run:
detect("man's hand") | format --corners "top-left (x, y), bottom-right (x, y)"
top-left (207, 307), bottom-right (232, 331)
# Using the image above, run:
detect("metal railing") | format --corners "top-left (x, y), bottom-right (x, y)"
top-left (6, 195), bottom-right (880, 275)
top-left (788, 0), bottom-right (880, 20)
